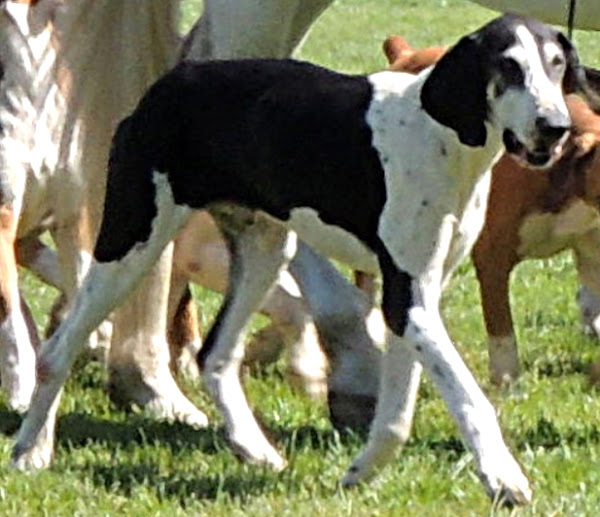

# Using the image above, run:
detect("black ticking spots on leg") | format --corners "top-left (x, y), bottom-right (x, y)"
top-left (432, 363), bottom-right (445, 379)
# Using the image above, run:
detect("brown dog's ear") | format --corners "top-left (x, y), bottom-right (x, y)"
top-left (421, 34), bottom-right (488, 147)
top-left (383, 36), bottom-right (446, 74)
top-left (559, 32), bottom-right (584, 95)
top-left (383, 36), bottom-right (412, 64)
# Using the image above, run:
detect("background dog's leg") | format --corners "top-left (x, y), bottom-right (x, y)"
top-left (573, 231), bottom-right (600, 386)
top-left (167, 275), bottom-right (202, 380)
top-left (183, 0), bottom-right (334, 61)
top-left (108, 243), bottom-right (209, 428)
top-left (0, 203), bottom-right (38, 412)
top-left (51, 198), bottom-right (112, 359)
top-left (472, 240), bottom-right (519, 386)
top-left (200, 209), bottom-right (295, 470)
top-left (288, 242), bottom-right (383, 432)
top-left (574, 231), bottom-right (600, 337)
top-left (16, 235), bottom-right (62, 289)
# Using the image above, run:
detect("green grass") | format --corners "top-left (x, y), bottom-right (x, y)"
top-left (3, 0), bottom-right (600, 515)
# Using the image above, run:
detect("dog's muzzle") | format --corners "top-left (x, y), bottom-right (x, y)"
top-left (504, 113), bottom-right (571, 168)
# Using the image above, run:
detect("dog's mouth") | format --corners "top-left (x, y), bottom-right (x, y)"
top-left (503, 129), bottom-right (569, 168)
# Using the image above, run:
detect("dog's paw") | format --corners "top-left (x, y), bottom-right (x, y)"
top-left (6, 384), bottom-right (35, 415)
top-left (478, 452), bottom-right (532, 506)
top-left (12, 441), bottom-right (53, 472)
top-left (229, 430), bottom-right (287, 471)
top-left (144, 395), bottom-right (210, 429)
top-left (341, 463), bottom-right (370, 488)
top-left (341, 434), bottom-right (401, 487)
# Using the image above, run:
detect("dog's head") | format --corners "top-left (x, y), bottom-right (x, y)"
top-left (421, 14), bottom-right (589, 168)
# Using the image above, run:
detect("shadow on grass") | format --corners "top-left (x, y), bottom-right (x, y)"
top-left (0, 407), bottom-right (346, 501)
top-left (80, 422), bottom-right (349, 503)
top-left (524, 356), bottom-right (591, 379)
top-left (0, 408), bottom-right (225, 455)
top-left (518, 417), bottom-right (600, 449)
top-left (89, 462), bottom-right (281, 503)
top-left (4, 402), bottom-right (600, 503)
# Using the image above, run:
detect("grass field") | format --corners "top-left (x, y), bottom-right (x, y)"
top-left (2, 0), bottom-right (600, 515)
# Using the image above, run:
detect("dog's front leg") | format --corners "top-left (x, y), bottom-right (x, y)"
top-left (403, 301), bottom-right (531, 505)
top-left (472, 236), bottom-right (520, 386)
top-left (344, 277), bottom-right (532, 504)
top-left (344, 215), bottom-right (531, 505)
top-left (342, 334), bottom-right (422, 485)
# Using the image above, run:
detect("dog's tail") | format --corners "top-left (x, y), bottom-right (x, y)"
top-left (93, 116), bottom-right (159, 262)
top-left (94, 74), bottom-right (183, 263)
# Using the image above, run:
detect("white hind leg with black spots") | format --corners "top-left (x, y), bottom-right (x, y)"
top-left (12, 173), bottom-right (191, 471)
top-left (202, 207), bottom-right (297, 470)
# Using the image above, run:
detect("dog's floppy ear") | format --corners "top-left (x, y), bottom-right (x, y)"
top-left (420, 34), bottom-right (488, 147)
top-left (559, 32), bottom-right (584, 95)
top-left (558, 32), bottom-right (600, 112)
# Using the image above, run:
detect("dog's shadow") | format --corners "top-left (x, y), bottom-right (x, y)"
top-left (0, 408), bottom-right (353, 501)
top-left (0, 408), bottom-right (229, 454)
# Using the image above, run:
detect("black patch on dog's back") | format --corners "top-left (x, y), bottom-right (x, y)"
top-left (95, 59), bottom-right (388, 262)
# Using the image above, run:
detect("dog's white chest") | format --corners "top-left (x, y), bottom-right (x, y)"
top-left (366, 71), bottom-right (499, 279)
top-left (517, 200), bottom-right (600, 257)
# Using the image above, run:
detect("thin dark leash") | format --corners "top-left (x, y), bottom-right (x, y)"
top-left (567, 0), bottom-right (577, 39)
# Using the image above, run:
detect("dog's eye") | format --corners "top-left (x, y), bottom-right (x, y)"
top-left (551, 55), bottom-right (565, 68)
top-left (497, 58), bottom-right (524, 87)
top-left (493, 57), bottom-right (524, 96)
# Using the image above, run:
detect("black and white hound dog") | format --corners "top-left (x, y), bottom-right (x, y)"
top-left (13, 14), bottom-right (591, 504)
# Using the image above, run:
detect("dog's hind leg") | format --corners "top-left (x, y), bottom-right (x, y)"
top-left (12, 173), bottom-right (191, 471)
top-left (199, 207), bottom-right (296, 470)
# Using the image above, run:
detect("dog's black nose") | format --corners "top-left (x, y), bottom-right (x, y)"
top-left (535, 114), bottom-right (570, 142)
